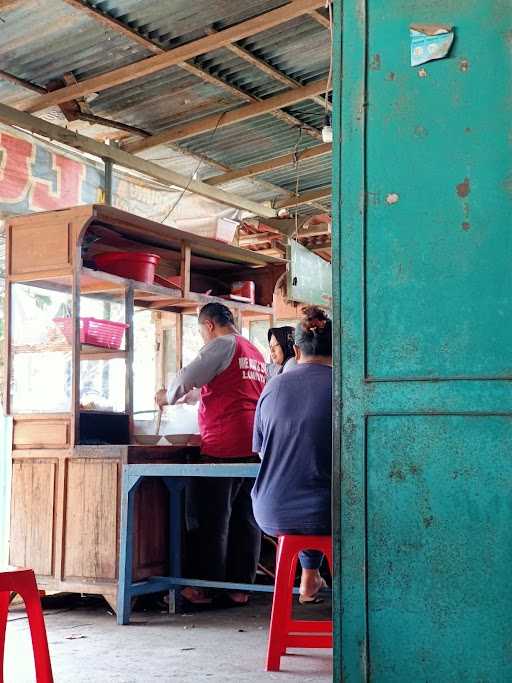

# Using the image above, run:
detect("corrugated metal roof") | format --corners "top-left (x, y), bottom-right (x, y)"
top-left (259, 154), bottom-right (332, 194)
top-left (178, 115), bottom-right (320, 169)
top-left (92, 66), bottom-right (242, 133)
top-left (0, 0), bottom-right (150, 89)
top-left (0, 0), bottom-right (332, 233)
top-left (85, 0), bottom-right (290, 48)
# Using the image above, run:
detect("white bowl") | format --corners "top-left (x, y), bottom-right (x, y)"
top-left (134, 434), bottom-right (162, 446)
top-left (163, 434), bottom-right (190, 446)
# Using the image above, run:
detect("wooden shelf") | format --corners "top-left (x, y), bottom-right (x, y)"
top-left (12, 343), bottom-right (71, 354)
top-left (81, 267), bottom-right (182, 301)
top-left (80, 346), bottom-right (127, 361)
top-left (82, 267), bottom-right (274, 314)
top-left (79, 409), bottom-right (128, 415)
top-left (13, 342), bottom-right (127, 360)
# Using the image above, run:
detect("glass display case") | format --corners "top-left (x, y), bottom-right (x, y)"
top-left (10, 282), bottom-right (72, 413)
top-left (5, 204), bottom-right (285, 609)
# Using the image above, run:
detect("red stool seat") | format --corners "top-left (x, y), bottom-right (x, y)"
top-left (266, 535), bottom-right (333, 672)
top-left (0, 567), bottom-right (53, 683)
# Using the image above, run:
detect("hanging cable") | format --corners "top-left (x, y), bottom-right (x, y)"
top-left (292, 127), bottom-right (303, 240)
top-left (160, 111), bottom-right (226, 224)
top-left (322, 1), bottom-right (334, 142)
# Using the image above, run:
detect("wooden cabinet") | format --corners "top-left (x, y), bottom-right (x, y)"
top-left (5, 204), bottom-right (285, 610)
top-left (9, 447), bottom-right (178, 609)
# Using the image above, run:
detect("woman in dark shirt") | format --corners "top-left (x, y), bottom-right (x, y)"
top-left (252, 306), bottom-right (332, 603)
top-left (266, 325), bottom-right (296, 378)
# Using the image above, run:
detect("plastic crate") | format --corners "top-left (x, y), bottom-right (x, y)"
top-left (54, 317), bottom-right (129, 350)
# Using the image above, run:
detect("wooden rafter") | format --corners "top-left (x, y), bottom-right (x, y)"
top-left (61, 0), bottom-right (322, 141)
top-left (239, 223), bottom-right (330, 247)
top-left (0, 101), bottom-right (276, 217)
top-left (124, 78), bottom-right (329, 153)
top-left (20, 0), bottom-right (326, 113)
top-left (275, 186), bottom-right (331, 209)
top-left (205, 27), bottom-right (331, 112)
top-left (308, 9), bottom-right (331, 29)
top-left (0, 67), bottom-right (324, 213)
top-left (205, 143), bottom-right (331, 186)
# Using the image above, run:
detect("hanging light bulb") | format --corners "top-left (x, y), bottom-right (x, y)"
top-left (321, 114), bottom-right (333, 143)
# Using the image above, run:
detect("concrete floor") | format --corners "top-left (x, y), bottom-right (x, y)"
top-left (5, 593), bottom-right (332, 682)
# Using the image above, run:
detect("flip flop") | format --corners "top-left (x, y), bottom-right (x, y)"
top-left (298, 577), bottom-right (328, 605)
top-left (180, 587), bottom-right (213, 606)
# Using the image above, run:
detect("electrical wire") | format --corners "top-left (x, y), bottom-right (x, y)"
top-left (292, 127), bottom-right (303, 239)
top-left (160, 111), bottom-right (226, 224)
top-left (325, 0), bottom-right (334, 117)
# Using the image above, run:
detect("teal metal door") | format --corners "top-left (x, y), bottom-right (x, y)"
top-left (332, 1), bottom-right (512, 680)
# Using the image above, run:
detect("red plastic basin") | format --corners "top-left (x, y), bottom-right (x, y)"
top-left (94, 252), bottom-right (160, 284)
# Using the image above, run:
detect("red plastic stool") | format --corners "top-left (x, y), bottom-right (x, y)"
top-left (0, 567), bottom-right (53, 683)
top-left (266, 535), bottom-right (333, 672)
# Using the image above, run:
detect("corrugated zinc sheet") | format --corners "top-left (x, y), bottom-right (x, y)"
top-left (0, 0), bottom-right (332, 216)
top-left (84, 0), bottom-right (290, 48)
top-left (0, 0), bottom-right (151, 91)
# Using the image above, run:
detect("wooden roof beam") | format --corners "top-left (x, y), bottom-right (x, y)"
top-left (239, 233), bottom-right (277, 246)
top-left (0, 101), bottom-right (276, 217)
top-left (275, 186), bottom-right (331, 209)
top-left (19, 0), bottom-right (326, 113)
top-left (205, 27), bottom-right (331, 112)
top-left (124, 78), bottom-right (329, 153)
top-left (61, 1), bottom-right (322, 142)
top-left (308, 9), bottom-right (331, 29)
top-left (205, 142), bottom-right (331, 186)
top-left (239, 222), bottom-right (330, 246)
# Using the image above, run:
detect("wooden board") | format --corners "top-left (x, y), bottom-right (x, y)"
top-left (13, 419), bottom-right (70, 449)
top-left (10, 458), bottom-right (57, 576)
top-left (8, 219), bottom-right (72, 276)
top-left (63, 458), bottom-right (119, 581)
top-left (133, 478), bottom-right (169, 581)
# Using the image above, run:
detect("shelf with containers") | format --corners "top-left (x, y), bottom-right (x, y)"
top-left (4, 204), bottom-right (286, 609)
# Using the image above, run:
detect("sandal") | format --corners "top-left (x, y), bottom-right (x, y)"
top-left (180, 587), bottom-right (213, 605)
top-left (298, 577), bottom-right (328, 605)
top-left (227, 591), bottom-right (249, 606)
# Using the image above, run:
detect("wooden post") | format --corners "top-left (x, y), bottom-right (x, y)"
top-left (71, 254), bottom-right (81, 446)
top-left (176, 314), bottom-right (183, 371)
top-left (3, 280), bottom-right (11, 416)
top-left (180, 242), bottom-right (191, 298)
top-left (104, 158), bottom-right (113, 205)
top-left (125, 285), bottom-right (134, 437)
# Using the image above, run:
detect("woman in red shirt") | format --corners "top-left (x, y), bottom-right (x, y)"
top-left (157, 303), bottom-right (265, 605)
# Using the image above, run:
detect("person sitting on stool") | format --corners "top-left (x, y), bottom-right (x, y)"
top-left (251, 306), bottom-right (332, 603)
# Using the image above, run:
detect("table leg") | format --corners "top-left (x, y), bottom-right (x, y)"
top-left (164, 479), bottom-right (184, 614)
top-left (117, 473), bottom-right (141, 625)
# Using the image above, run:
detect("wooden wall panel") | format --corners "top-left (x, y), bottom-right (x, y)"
top-left (13, 420), bottom-right (69, 449)
top-left (10, 459), bottom-right (57, 576)
top-left (9, 220), bottom-right (72, 276)
top-left (63, 459), bottom-right (119, 581)
top-left (133, 478), bottom-right (169, 581)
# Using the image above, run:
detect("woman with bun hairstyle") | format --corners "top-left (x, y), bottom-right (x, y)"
top-left (251, 306), bottom-right (332, 603)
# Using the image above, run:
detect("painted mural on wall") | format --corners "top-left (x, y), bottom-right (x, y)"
top-left (0, 128), bottom-right (103, 215)
top-left (0, 124), bottom-right (245, 235)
